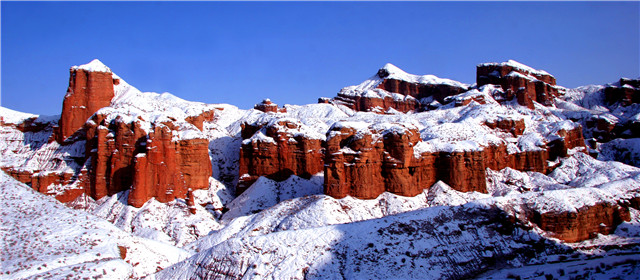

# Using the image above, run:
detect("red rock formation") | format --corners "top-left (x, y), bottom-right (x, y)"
top-left (128, 125), bottom-right (212, 207)
top-left (377, 78), bottom-right (468, 104)
top-left (333, 93), bottom-right (419, 113)
top-left (324, 125), bottom-right (487, 199)
top-left (485, 118), bottom-right (525, 137)
top-left (477, 62), bottom-right (559, 109)
top-left (186, 110), bottom-right (216, 131)
top-left (82, 112), bottom-right (212, 207)
top-left (604, 78), bottom-right (640, 106)
top-left (1, 168), bottom-right (33, 185)
top-left (0, 167), bottom-right (87, 203)
top-left (84, 114), bottom-right (147, 199)
top-left (331, 68), bottom-right (468, 113)
top-left (254, 99), bottom-right (287, 113)
top-left (529, 202), bottom-right (630, 243)
top-left (325, 124), bottom-right (585, 199)
top-left (57, 68), bottom-right (116, 143)
top-left (237, 120), bottom-right (324, 195)
top-left (477, 62), bottom-right (556, 87)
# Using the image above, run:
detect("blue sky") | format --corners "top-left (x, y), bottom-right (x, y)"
top-left (2, 1), bottom-right (639, 116)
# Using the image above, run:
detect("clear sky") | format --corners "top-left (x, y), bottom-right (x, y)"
top-left (1, 1), bottom-right (639, 116)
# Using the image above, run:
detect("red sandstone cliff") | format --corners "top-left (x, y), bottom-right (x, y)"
top-left (604, 78), bottom-right (640, 106)
top-left (477, 60), bottom-right (560, 109)
top-left (1, 59), bottom-right (215, 208)
top-left (237, 119), bottom-right (324, 195)
top-left (525, 201), bottom-right (632, 243)
top-left (83, 113), bottom-right (213, 207)
top-left (329, 64), bottom-right (469, 113)
top-left (324, 122), bottom-right (585, 199)
top-left (57, 60), bottom-right (118, 143)
top-left (128, 125), bottom-right (212, 207)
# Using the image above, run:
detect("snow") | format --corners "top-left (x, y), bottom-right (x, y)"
top-left (0, 106), bottom-right (39, 124)
top-left (2, 59), bottom-right (640, 279)
top-left (71, 59), bottom-right (112, 73)
top-left (599, 138), bottom-right (640, 167)
top-left (0, 172), bottom-right (189, 279)
top-left (337, 63), bottom-right (469, 100)
top-left (479, 59), bottom-right (552, 77)
top-left (74, 190), bottom-right (223, 248)
top-left (381, 63), bottom-right (470, 88)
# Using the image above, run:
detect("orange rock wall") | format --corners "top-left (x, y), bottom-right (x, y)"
top-left (128, 126), bottom-right (212, 207)
top-left (477, 64), bottom-right (559, 109)
top-left (332, 77), bottom-right (467, 113)
top-left (58, 69), bottom-right (117, 143)
top-left (529, 202), bottom-right (631, 243)
top-left (325, 126), bottom-right (585, 199)
top-left (237, 121), bottom-right (324, 195)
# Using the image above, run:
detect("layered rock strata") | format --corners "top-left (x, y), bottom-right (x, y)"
top-left (254, 99), bottom-right (287, 113)
top-left (330, 64), bottom-right (469, 113)
top-left (529, 202), bottom-right (631, 243)
top-left (324, 123), bottom-right (585, 199)
top-left (604, 78), bottom-right (640, 106)
top-left (477, 60), bottom-right (560, 109)
top-left (57, 60), bottom-right (118, 143)
top-left (237, 119), bottom-right (324, 195)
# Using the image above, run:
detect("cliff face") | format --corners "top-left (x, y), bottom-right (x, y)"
top-left (477, 60), bottom-right (560, 109)
top-left (238, 119), bottom-right (324, 195)
top-left (329, 63), bottom-right (469, 113)
top-left (529, 202), bottom-right (631, 243)
top-left (83, 111), bottom-right (213, 207)
top-left (604, 78), bottom-right (640, 106)
top-left (377, 78), bottom-right (468, 105)
top-left (324, 122), bottom-right (585, 199)
top-left (1, 60), bottom-right (215, 208)
top-left (128, 125), bottom-right (212, 207)
top-left (57, 64), bottom-right (118, 143)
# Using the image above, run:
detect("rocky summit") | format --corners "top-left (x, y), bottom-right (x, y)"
top-left (1, 59), bottom-right (639, 279)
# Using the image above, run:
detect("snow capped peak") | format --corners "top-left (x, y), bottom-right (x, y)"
top-left (378, 63), bottom-right (469, 88)
top-left (71, 59), bottom-right (112, 73)
top-left (479, 59), bottom-right (551, 77)
top-left (505, 59), bottom-right (550, 76)
top-left (380, 63), bottom-right (406, 76)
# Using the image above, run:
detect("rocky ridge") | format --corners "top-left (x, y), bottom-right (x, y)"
top-left (1, 59), bottom-right (639, 248)
top-left (240, 62), bottom-right (586, 200)
top-left (1, 59), bottom-right (640, 279)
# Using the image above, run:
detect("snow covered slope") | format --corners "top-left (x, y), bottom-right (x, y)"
top-left (0, 172), bottom-right (189, 279)
top-left (1, 60), bottom-right (639, 279)
top-left (155, 152), bottom-right (640, 279)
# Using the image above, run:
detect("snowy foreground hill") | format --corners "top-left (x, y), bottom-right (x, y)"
top-left (1, 59), bottom-right (640, 279)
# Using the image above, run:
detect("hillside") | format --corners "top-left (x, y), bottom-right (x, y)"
top-left (1, 59), bottom-right (639, 279)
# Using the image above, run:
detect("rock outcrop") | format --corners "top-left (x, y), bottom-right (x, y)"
top-left (324, 124), bottom-right (489, 199)
top-left (330, 64), bottom-right (469, 113)
top-left (254, 99), bottom-right (286, 113)
top-left (83, 113), bottom-right (212, 207)
top-left (57, 59), bottom-right (118, 143)
top-left (324, 123), bottom-right (585, 199)
top-left (237, 119), bottom-right (324, 195)
top-left (604, 78), bottom-right (640, 106)
top-left (84, 114), bottom-right (147, 199)
top-left (529, 202), bottom-right (631, 243)
top-left (0, 167), bottom-right (86, 203)
top-left (477, 60), bottom-right (560, 109)
top-left (0, 59), bottom-right (215, 208)
top-left (128, 126), bottom-right (212, 207)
